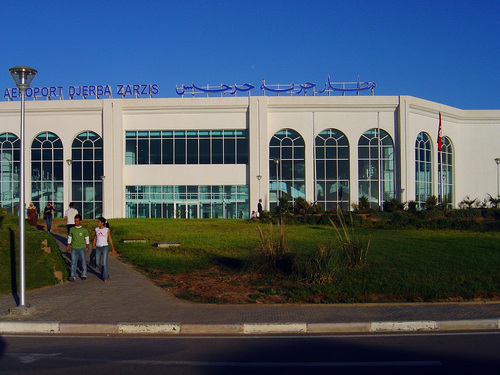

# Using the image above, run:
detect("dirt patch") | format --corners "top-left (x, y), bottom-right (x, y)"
top-left (148, 267), bottom-right (500, 304)
top-left (154, 267), bottom-right (293, 304)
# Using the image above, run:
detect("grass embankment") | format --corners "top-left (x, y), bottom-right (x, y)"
top-left (0, 212), bottom-right (68, 295)
top-left (109, 218), bottom-right (500, 303)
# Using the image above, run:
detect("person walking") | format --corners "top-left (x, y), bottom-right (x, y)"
top-left (43, 202), bottom-right (54, 232)
top-left (27, 202), bottom-right (38, 227)
top-left (66, 214), bottom-right (89, 281)
top-left (64, 202), bottom-right (78, 234)
top-left (257, 199), bottom-right (263, 217)
top-left (92, 217), bottom-right (116, 282)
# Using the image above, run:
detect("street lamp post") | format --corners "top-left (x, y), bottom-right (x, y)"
top-left (9, 66), bottom-right (37, 313)
top-left (101, 175), bottom-right (106, 217)
top-left (256, 174), bottom-right (262, 201)
top-left (66, 159), bottom-right (72, 209)
top-left (495, 158), bottom-right (500, 199)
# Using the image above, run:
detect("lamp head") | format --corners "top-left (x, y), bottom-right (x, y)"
top-left (495, 158), bottom-right (500, 165)
top-left (9, 66), bottom-right (37, 91)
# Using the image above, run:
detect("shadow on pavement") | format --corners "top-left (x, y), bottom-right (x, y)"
top-left (8, 228), bottom-right (19, 306)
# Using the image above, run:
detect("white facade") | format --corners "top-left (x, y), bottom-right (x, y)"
top-left (1, 95), bottom-right (499, 218)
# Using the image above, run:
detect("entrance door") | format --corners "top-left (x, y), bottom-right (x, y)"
top-left (175, 203), bottom-right (198, 218)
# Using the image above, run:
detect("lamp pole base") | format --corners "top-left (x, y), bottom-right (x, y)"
top-left (8, 304), bottom-right (36, 316)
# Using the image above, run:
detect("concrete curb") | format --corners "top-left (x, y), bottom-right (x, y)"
top-left (0, 321), bottom-right (59, 334)
top-left (243, 323), bottom-right (307, 334)
top-left (1, 319), bottom-right (499, 335)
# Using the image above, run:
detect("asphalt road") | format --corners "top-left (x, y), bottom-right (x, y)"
top-left (1, 331), bottom-right (499, 374)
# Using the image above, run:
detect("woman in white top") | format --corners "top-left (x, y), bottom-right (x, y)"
top-left (92, 217), bottom-right (116, 282)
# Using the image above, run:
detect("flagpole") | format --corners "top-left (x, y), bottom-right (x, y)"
top-left (438, 112), bottom-right (443, 205)
top-left (440, 149), bottom-right (443, 205)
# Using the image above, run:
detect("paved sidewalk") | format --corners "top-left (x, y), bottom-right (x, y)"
top-left (1, 233), bottom-right (499, 334)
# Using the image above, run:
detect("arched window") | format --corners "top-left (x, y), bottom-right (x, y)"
top-left (358, 129), bottom-right (394, 208)
top-left (315, 129), bottom-right (349, 211)
top-left (415, 132), bottom-right (433, 206)
top-left (71, 131), bottom-right (103, 219)
top-left (439, 136), bottom-right (453, 206)
top-left (0, 133), bottom-right (20, 213)
top-left (31, 132), bottom-right (64, 216)
top-left (269, 129), bottom-right (305, 210)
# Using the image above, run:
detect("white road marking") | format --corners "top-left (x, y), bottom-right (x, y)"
top-left (7, 353), bottom-right (61, 364)
top-left (116, 359), bottom-right (442, 367)
top-left (5, 353), bottom-right (441, 368)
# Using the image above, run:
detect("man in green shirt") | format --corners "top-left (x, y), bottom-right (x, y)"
top-left (66, 214), bottom-right (90, 281)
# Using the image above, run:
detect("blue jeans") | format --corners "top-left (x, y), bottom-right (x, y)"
top-left (45, 215), bottom-right (52, 231)
top-left (70, 248), bottom-right (87, 279)
top-left (96, 246), bottom-right (109, 280)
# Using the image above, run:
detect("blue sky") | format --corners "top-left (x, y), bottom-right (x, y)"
top-left (1, 0), bottom-right (499, 109)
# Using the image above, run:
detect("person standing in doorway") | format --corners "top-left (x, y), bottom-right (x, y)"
top-left (44, 203), bottom-right (54, 232)
top-left (66, 214), bottom-right (89, 281)
top-left (92, 217), bottom-right (116, 282)
top-left (64, 202), bottom-right (78, 234)
top-left (257, 199), bottom-right (263, 217)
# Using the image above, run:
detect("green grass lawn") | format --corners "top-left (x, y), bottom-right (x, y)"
top-left (108, 218), bottom-right (500, 303)
top-left (0, 213), bottom-right (68, 295)
top-left (2, 214), bottom-right (499, 303)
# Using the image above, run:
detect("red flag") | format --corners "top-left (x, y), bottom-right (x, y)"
top-left (437, 112), bottom-right (443, 151)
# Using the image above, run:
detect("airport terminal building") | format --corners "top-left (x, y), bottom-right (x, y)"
top-left (1, 81), bottom-right (499, 219)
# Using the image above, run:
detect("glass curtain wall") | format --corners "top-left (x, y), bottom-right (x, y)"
top-left (125, 185), bottom-right (249, 219)
top-left (315, 129), bottom-right (350, 211)
top-left (269, 129), bottom-right (305, 210)
top-left (415, 132), bottom-right (433, 206)
top-left (31, 132), bottom-right (64, 216)
top-left (125, 130), bottom-right (248, 165)
top-left (358, 129), bottom-right (395, 209)
top-left (71, 131), bottom-right (103, 219)
top-left (0, 133), bottom-right (20, 213)
top-left (439, 136), bottom-right (454, 206)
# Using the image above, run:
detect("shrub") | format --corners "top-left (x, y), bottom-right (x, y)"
top-left (358, 196), bottom-right (371, 213)
top-left (294, 245), bottom-right (338, 283)
top-left (383, 198), bottom-right (404, 212)
top-left (459, 196), bottom-right (478, 209)
top-left (274, 196), bottom-right (291, 215)
top-left (488, 194), bottom-right (500, 209)
top-left (424, 195), bottom-right (438, 210)
top-left (406, 200), bottom-right (418, 213)
top-left (293, 197), bottom-right (308, 215)
top-left (252, 219), bottom-right (294, 274)
top-left (416, 209), bottom-right (443, 220)
top-left (329, 212), bottom-right (370, 269)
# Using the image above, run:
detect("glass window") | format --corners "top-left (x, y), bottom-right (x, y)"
top-left (70, 131), bottom-right (103, 219)
top-left (187, 138), bottom-right (198, 164)
top-left (439, 137), bottom-right (454, 207)
top-left (315, 129), bottom-right (350, 211)
top-left (125, 130), bottom-right (248, 165)
top-left (162, 139), bottom-right (173, 164)
top-left (31, 132), bottom-right (64, 217)
top-left (124, 184), bottom-right (249, 219)
top-left (268, 129), bottom-right (305, 210)
top-left (415, 132), bottom-right (432, 206)
top-left (150, 139), bottom-right (161, 164)
top-left (237, 133), bottom-right (249, 164)
top-left (138, 139), bottom-right (149, 164)
top-left (224, 138), bottom-right (235, 164)
top-left (0, 133), bottom-right (20, 213)
top-left (212, 138), bottom-right (223, 164)
top-left (175, 138), bottom-right (186, 164)
top-left (199, 138), bottom-right (211, 164)
top-left (358, 129), bottom-right (394, 209)
top-left (125, 139), bottom-right (136, 165)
